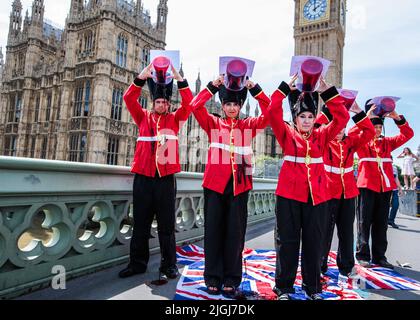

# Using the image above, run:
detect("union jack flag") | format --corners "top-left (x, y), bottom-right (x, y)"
top-left (175, 245), bottom-right (420, 300)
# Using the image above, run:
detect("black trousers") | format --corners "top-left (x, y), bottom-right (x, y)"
top-left (129, 173), bottom-right (177, 272)
top-left (275, 196), bottom-right (327, 295)
top-left (356, 188), bottom-right (392, 262)
top-left (321, 197), bottom-right (356, 276)
top-left (203, 178), bottom-right (249, 289)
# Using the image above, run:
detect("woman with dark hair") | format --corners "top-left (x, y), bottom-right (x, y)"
top-left (268, 75), bottom-right (349, 300)
top-left (315, 101), bottom-right (375, 286)
top-left (356, 101), bottom-right (414, 269)
top-left (398, 147), bottom-right (419, 190)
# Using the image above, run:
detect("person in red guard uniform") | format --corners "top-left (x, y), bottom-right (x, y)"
top-left (119, 57), bottom-right (193, 279)
top-left (355, 97), bottom-right (414, 269)
top-left (315, 96), bottom-right (375, 286)
top-left (190, 57), bottom-right (270, 296)
top-left (268, 55), bottom-right (349, 300)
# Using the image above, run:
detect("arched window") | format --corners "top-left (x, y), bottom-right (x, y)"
top-left (111, 87), bottom-right (123, 121)
top-left (116, 34), bottom-right (128, 67)
top-left (141, 46), bottom-right (150, 69)
top-left (84, 81), bottom-right (91, 116)
top-left (84, 31), bottom-right (94, 54)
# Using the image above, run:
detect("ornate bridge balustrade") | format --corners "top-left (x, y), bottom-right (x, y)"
top-left (0, 156), bottom-right (277, 298)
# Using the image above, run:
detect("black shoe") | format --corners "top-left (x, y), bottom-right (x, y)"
top-left (389, 222), bottom-right (399, 229)
top-left (160, 266), bottom-right (179, 279)
top-left (206, 286), bottom-right (221, 295)
top-left (222, 286), bottom-right (239, 299)
top-left (373, 259), bottom-right (394, 269)
top-left (118, 266), bottom-right (146, 278)
top-left (273, 286), bottom-right (294, 300)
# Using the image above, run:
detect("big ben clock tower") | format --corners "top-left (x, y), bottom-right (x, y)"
top-left (294, 0), bottom-right (346, 88)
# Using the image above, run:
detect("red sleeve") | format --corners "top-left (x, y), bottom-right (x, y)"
top-left (385, 116), bottom-right (415, 151)
top-left (318, 87), bottom-right (350, 144)
top-left (347, 112), bottom-right (376, 150)
top-left (267, 82), bottom-right (292, 148)
top-left (190, 83), bottom-right (219, 135)
top-left (242, 85), bottom-right (271, 134)
top-left (123, 79), bottom-right (147, 127)
top-left (174, 80), bottom-right (194, 124)
top-left (314, 105), bottom-right (333, 127)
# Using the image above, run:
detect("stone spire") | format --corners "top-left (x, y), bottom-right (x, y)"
top-left (245, 100), bottom-right (250, 117)
top-left (70, 0), bottom-right (83, 18)
top-left (157, 0), bottom-right (168, 30)
top-left (31, 0), bottom-right (45, 26)
top-left (8, 0), bottom-right (23, 42)
top-left (195, 71), bottom-right (201, 95)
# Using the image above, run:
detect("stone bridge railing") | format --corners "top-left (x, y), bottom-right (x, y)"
top-left (0, 156), bottom-right (277, 298)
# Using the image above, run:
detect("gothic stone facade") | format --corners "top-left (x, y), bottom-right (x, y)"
top-left (0, 0), bottom-right (169, 166)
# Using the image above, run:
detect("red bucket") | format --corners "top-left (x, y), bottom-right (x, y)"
top-left (374, 98), bottom-right (396, 117)
top-left (152, 56), bottom-right (171, 84)
top-left (340, 90), bottom-right (357, 110)
top-left (301, 59), bottom-right (323, 92)
top-left (226, 59), bottom-right (248, 91)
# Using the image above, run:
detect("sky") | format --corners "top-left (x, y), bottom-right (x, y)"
top-left (0, 0), bottom-right (419, 167)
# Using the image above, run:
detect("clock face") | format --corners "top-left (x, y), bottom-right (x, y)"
top-left (303, 0), bottom-right (328, 21)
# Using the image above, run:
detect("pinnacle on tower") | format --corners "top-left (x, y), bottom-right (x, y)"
top-left (179, 63), bottom-right (184, 78)
top-left (195, 71), bottom-right (201, 95)
top-left (157, 0), bottom-right (168, 30)
top-left (70, 0), bottom-right (83, 18)
top-left (245, 100), bottom-right (251, 117)
top-left (8, 0), bottom-right (23, 41)
top-left (31, 0), bottom-right (45, 25)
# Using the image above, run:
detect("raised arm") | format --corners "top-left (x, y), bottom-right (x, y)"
top-left (172, 66), bottom-right (194, 123)
top-left (346, 102), bottom-right (376, 150)
top-left (318, 78), bottom-right (350, 143)
top-left (123, 65), bottom-right (152, 126)
top-left (267, 81), bottom-right (292, 148)
top-left (242, 81), bottom-right (271, 133)
top-left (189, 77), bottom-right (221, 134)
top-left (383, 111), bottom-right (415, 151)
top-left (314, 105), bottom-right (333, 127)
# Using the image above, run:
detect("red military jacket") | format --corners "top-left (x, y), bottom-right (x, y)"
top-left (315, 109), bottom-right (375, 199)
top-left (268, 83), bottom-right (350, 205)
top-left (356, 116), bottom-right (414, 193)
top-left (123, 77), bottom-right (193, 178)
top-left (190, 82), bottom-right (271, 196)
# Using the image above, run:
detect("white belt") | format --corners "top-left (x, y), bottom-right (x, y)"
top-left (358, 157), bottom-right (393, 188)
top-left (137, 135), bottom-right (178, 142)
top-left (284, 155), bottom-right (323, 165)
top-left (209, 143), bottom-right (253, 156)
top-left (324, 165), bottom-right (354, 175)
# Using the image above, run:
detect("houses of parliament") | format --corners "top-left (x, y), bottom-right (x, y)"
top-left (0, 0), bottom-right (346, 174)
